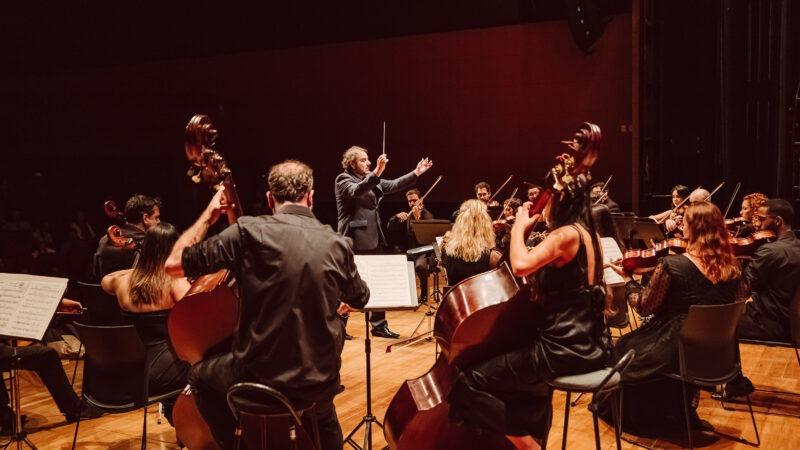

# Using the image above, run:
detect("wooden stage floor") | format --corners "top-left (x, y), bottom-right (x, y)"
top-left (6, 305), bottom-right (800, 449)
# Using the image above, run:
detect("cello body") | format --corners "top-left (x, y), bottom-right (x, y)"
top-left (383, 264), bottom-right (540, 450)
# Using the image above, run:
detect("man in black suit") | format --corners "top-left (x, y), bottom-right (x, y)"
top-left (335, 146), bottom-right (433, 338)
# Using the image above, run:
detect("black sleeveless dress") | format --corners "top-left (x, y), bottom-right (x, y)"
top-left (122, 310), bottom-right (189, 424)
top-left (442, 249), bottom-right (492, 286)
top-left (447, 225), bottom-right (609, 438)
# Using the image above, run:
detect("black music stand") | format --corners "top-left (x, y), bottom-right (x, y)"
top-left (625, 219), bottom-right (666, 249)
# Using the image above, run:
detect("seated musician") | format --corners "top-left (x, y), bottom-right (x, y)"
top-left (649, 184), bottom-right (690, 236)
top-left (442, 199), bottom-right (502, 286)
top-left (527, 184), bottom-right (542, 203)
top-left (447, 184), bottom-right (611, 450)
top-left (603, 201), bottom-right (746, 436)
top-left (164, 160), bottom-right (370, 450)
top-left (590, 181), bottom-right (621, 213)
top-left (733, 192), bottom-right (767, 238)
top-left (495, 197), bottom-right (521, 256)
top-left (387, 188), bottom-right (435, 303)
top-left (688, 187), bottom-right (711, 204)
top-left (101, 222), bottom-right (191, 425)
top-left (1, 299), bottom-right (104, 434)
top-left (92, 194), bottom-right (162, 280)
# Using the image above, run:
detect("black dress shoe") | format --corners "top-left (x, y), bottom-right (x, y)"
top-left (713, 375), bottom-right (755, 401)
top-left (371, 326), bottom-right (400, 339)
top-left (344, 332), bottom-right (354, 340)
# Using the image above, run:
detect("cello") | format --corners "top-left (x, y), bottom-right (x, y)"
top-left (383, 122), bottom-right (601, 450)
top-left (168, 115), bottom-right (241, 450)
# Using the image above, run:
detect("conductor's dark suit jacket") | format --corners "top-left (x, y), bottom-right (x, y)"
top-left (335, 170), bottom-right (418, 252)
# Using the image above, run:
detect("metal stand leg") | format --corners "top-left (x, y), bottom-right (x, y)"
top-left (1, 342), bottom-right (38, 450)
top-left (386, 267), bottom-right (444, 353)
top-left (344, 312), bottom-right (384, 450)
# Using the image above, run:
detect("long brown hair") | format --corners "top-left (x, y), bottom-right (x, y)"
top-left (684, 202), bottom-right (740, 284)
top-left (129, 223), bottom-right (179, 306)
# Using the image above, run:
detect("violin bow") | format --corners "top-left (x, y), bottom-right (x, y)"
top-left (722, 181), bottom-right (742, 219)
top-left (488, 175), bottom-right (514, 203)
top-left (409, 175), bottom-right (443, 216)
top-left (704, 182), bottom-right (725, 201)
top-left (593, 175), bottom-right (613, 206)
top-left (496, 187), bottom-right (520, 220)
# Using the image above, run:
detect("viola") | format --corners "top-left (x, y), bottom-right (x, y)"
top-left (620, 238), bottom-right (687, 272)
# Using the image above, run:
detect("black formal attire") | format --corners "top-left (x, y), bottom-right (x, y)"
top-left (182, 204), bottom-right (370, 449)
top-left (0, 342), bottom-right (82, 421)
top-left (447, 226), bottom-right (609, 438)
top-left (387, 209), bottom-right (434, 302)
top-left (122, 311), bottom-right (188, 425)
top-left (737, 230), bottom-right (800, 342)
top-left (335, 169), bottom-right (417, 328)
top-left (442, 249), bottom-right (493, 286)
top-left (91, 223), bottom-right (145, 280)
top-left (601, 255), bottom-right (743, 436)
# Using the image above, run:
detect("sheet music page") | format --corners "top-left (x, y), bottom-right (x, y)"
top-left (0, 273), bottom-right (68, 341)
top-left (354, 255), bottom-right (417, 310)
top-left (600, 238), bottom-right (626, 286)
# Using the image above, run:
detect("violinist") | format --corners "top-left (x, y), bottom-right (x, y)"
top-left (447, 184), bottom-right (610, 450)
top-left (475, 181), bottom-right (501, 208)
top-left (387, 189), bottom-right (435, 303)
top-left (649, 184), bottom-right (690, 236)
top-left (602, 201), bottom-right (746, 436)
top-left (527, 184), bottom-right (542, 203)
top-left (494, 197), bottom-right (521, 256)
top-left (441, 199), bottom-right (502, 286)
top-left (730, 192), bottom-right (767, 238)
top-left (92, 194), bottom-right (161, 280)
top-left (688, 187), bottom-right (711, 204)
top-left (590, 181), bottom-right (620, 213)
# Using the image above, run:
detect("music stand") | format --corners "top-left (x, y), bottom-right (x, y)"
top-left (345, 256), bottom-right (417, 450)
top-left (0, 273), bottom-right (68, 450)
top-left (626, 219), bottom-right (666, 249)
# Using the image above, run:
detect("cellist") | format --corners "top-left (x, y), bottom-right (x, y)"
top-left (447, 180), bottom-right (612, 450)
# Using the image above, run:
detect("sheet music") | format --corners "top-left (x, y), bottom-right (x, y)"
top-left (0, 273), bottom-right (68, 341)
top-left (600, 238), bottom-right (626, 286)
top-left (354, 255), bottom-right (417, 310)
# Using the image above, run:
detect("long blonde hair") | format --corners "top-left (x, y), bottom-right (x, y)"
top-left (684, 202), bottom-right (740, 284)
top-left (444, 199), bottom-right (495, 262)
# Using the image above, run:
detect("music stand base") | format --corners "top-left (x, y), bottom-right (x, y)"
top-left (345, 312), bottom-right (386, 450)
top-left (1, 434), bottom-right (38, 450)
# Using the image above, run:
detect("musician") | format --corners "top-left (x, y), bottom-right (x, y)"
top-left (0, 299), bottom-right (104, 433)
top-left (101, 222), bottom-right (190, 425)
top-left (442, 200), bottom-right (502, 286)
top-left (165, 160), bottom-right (370, 449)
top-left (649, 184), bottom-right (690, 235)
top-left (335, 146), bottom-right (433, 338)
top-left (92, 194), bottom-right (162, 279)
top-left (734, 192), bottom-right (767, 238)
top-left (447, 185), bottom-right (610, 450)
top-left (590, 181), bottom-right (621, 213)
top-left (603, 201), bottom-right (746, 435)
top-left (475, 181), bottom-right (501, 207)
top-left (527, 185), bottom-right (542, 203)
top-left (387, 189), bottom-right (435, 303)
top-left (494, 197), bottom-right (521, 255)
top-left (689, 187), bottom-right (711, 204)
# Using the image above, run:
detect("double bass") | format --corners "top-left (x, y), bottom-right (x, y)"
top-left (168, 115), bottom-right (241, 450)
top-left (383, 122), bottom-right (601, 449)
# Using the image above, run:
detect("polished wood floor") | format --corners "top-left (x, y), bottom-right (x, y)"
top-left (6, 303), bottom-right (800, 449)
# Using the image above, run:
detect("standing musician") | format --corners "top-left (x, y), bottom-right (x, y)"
top-left (165, 160), bottom-right (370, 450)
top-left (387, 188), bottom-right (435, 304)
top-left (649, 184), bottom-right (691, 236)
top-left (590, 181), bottom-right (621, 213)
top-left (475, 181), bottom-right (501, 207)
top-left (101, 222), bottom-right (190, 425)
top-left (447, 183), bottom-right (611, 450)
top-left (442, 199), bottom-right (502, 286)
top-left (335, 146), bottom-right (433, 339)
top-left (92, 194), bottom-right (162, 279)
top-left (733, 192), bottom-right (767, 238)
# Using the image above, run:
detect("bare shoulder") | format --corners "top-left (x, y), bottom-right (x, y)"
top-left (101, 269), bottom-right (131, 293)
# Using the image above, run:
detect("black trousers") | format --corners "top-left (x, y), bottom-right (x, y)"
top-left (414, 254), bottom-right (432, 301)
top-left (188, 352), bottom-right (343, 450)
top-left (737, 304), bottom-right (790, 342)
top-left (0, 343), bottom-right (81, 418)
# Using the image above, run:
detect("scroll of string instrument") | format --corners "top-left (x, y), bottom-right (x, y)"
top-left (383, 122), bottom-right (601, 450)
top-left (169, 115), bottom-right (243, 450)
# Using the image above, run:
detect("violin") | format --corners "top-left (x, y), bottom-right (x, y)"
top-left (729, 230), bottom-right (776, 257)
top-left (620, 238), bottom-right (688, 272)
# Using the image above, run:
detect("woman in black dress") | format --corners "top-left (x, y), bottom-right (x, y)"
top-left (102, 222), bottom-right (190, 425)
top-left (442, 199), bottom-right (503, 285)
top-left (605, 201), bottom-right (746, 436)
top-left (447, 184), bottom-right (611, 450)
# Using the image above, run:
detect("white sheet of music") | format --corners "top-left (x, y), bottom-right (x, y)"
top-left (354, 255), bottom-right (417, 310)
top-left (0, 273), bottom-right (68, 341)
top-left (600, 237), bottom-right (626, 286)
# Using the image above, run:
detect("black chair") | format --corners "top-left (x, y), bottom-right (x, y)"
top-left (75, 281), bottom-right (125, 326)
top-left (546, 349), bottom-right (635, 450)
top-left (226, 382), bottom-right (321, 450)
top-left (739, 284), bottom-right (800, 368)
top-left (664, 301), bottom-right (760, 449)
top-left (71, 323), bottom-right (181, 450)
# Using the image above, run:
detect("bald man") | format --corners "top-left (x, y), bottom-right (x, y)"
top-left (689, 188), bottom-right (711, 204)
